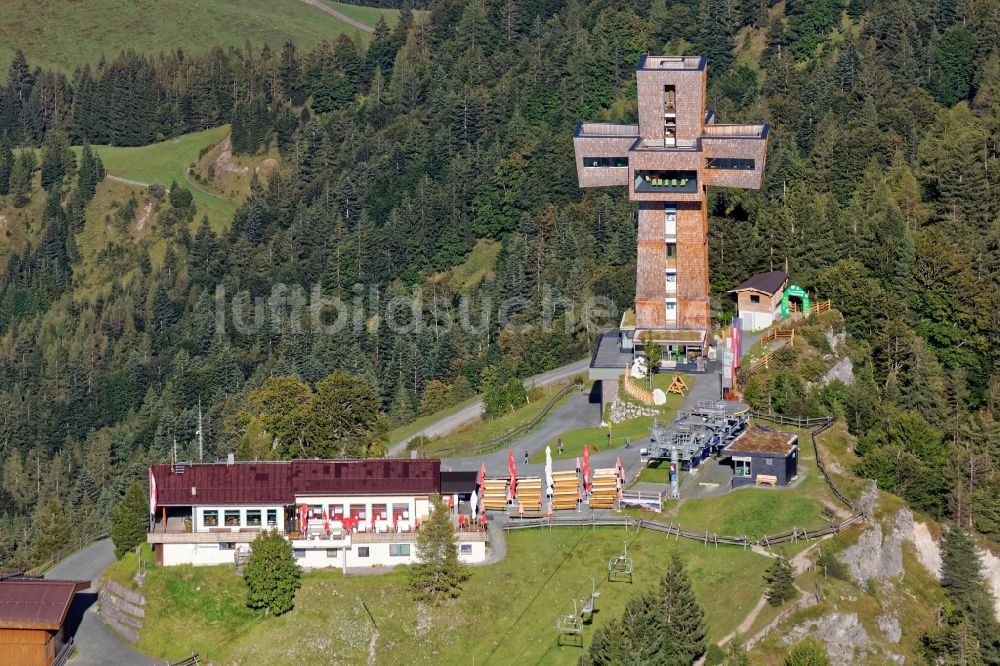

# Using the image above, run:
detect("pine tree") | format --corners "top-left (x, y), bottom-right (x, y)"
top-left (765, 557), bottom-right (797, 606)
top-left (32, 497), bottom-right (73, 564)
top-left (698, 0), bottom-right (734, 74)
top-left (109, 480), bottom-right (148, 560)
top-left (244, 529), bottom-right (301, 616)
top-left (409, 495), bottom-right (469, 603)
top-left (580, 616), bottom-right (635, 666)
top-left (0, 136), bottom-right (12, 196)
top-left (939, 528), bottom-right (1000, 662)
top-left (39, 127), bottom-right (75, 190)
top-left (9, 152), bottom-right (33, 208)
top-left (724, 641), bottom-right (750, 665)
top-left (659, 551), bottom-right (708, 664)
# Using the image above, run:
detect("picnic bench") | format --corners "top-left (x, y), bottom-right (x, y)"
top-left (755, 474), bottom-right (778, 487)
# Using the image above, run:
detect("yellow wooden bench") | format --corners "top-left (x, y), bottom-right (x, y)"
top-left (755, 474), bottom-right (778, 487)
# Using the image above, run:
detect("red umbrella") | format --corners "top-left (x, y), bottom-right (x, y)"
top-left (478, 463), bottom-right (486, 488)
top-left (300, 503), bottom-right (308, 533)
top-left (583, 445), bottom-right (591, 493)
top-left (615, 456), bottom-right (623, 481)
top-left (323, 509), bottom-right (329, 534)
top-left (508, 450), bottom-right (517, 498)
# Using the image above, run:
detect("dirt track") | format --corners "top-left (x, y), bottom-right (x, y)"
top-left (299, 0), bottom-right (375, 34)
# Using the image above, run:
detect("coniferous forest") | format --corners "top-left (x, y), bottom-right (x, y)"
top-left (0, 0), bottom-right (998, 581)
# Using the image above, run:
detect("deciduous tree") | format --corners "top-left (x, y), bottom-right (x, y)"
top-left (244, 529), bottom-right (301, 616)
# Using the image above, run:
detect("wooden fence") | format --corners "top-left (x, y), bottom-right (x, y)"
top-left (622, 369), bottom-right (655, 405)
top-left (431, 381), bottom-right (580, 458)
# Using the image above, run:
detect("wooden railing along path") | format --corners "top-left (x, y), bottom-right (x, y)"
top-left (431, 381), bottom-right (580, 458)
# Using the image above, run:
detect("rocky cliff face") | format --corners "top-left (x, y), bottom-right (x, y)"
top-left (838, 509), bottom-right (913, 585)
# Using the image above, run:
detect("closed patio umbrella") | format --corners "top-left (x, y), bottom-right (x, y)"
top-left (544, 446), bottom-right (554, 498)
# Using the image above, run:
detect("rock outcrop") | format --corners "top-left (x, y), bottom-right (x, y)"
top-left (783, 612), bottom-right (877, 665)
top-left (823, 356), bottom-right (854, 386)
top-left (839, 509), bottom-right (913, 584)
top-left (877, 614), bottom-right (902, 644)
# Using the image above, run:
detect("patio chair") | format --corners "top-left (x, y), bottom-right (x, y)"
top-left (670, 179), bottom-right (677, 187)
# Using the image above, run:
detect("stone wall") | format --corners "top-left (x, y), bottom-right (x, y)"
top-left (99, 580), bottom-right (146, 645)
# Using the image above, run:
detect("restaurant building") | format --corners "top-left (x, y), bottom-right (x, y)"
top-left (0, 574), bottom-right (89, 666)
top-left (147, 458), bottom-right (487, 569)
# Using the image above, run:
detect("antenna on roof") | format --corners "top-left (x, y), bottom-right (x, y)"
top-left (197, 399), bottom-right (204, 463)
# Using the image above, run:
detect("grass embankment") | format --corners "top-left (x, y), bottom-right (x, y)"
top-left (388, 396), bottom-right (480, 447)
top-left (320, 0), bottom-right (409, 28)
top-left (88, 126), bottom-right (235, 231)
top-left (0, 0), bottom-right (397, 75)
top-left (617, 372), bottom-right (691, 411)
top-left (530, 416), bottom-right (654, 463)
top-left (133, 528), bottom-right (771, 664)
top-left (411, 381), bottom-right (578, 457)
top-left (432, 238), bottom-right (501, 293)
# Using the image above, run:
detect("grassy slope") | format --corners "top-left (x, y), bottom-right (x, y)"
top-left (412, 381), bottom-right (576, 457)
top-left (321, 0), bottom-right (404, 27)
top-left (437, 238), bottom-right (502, 293)
top-left (387, 395), bottom-right (480, 446)
top-left (133, 528), bottom-right (771, 664)
top-left (0, 173), bottom-right (48, 255)
top-left (530, 416), bottom-right (654, 463)
top-left (88, 126), bottom-right (234, 232)
top-left (0, 0), bottom-right (395, 76)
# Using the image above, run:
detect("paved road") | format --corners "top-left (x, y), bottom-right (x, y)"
top-left (299, 0), bottom-right (375, 33)
top-left (389, 357), bottom-right (591, 455)
top-left (46, 539), bottom-right (156, 666)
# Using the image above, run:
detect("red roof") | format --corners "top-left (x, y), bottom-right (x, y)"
top-left (152, 462), bottom-right (293, 506)
top-left (0, 576), bottom-right (89, 630)
top-left (151, 459), bottom-right (441, 506)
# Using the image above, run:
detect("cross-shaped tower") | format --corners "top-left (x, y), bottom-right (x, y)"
top-left (574, 56), bottom-right (768, 359)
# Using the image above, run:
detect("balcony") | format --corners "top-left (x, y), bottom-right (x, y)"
top-left (702, 124), bottom-right (768, 139)
top-left (638, 55), bottom-right (705, 71)
top-left (635, 171), bottom-right (698, 194)
top-left (574, 122), bottom-right (639, 138)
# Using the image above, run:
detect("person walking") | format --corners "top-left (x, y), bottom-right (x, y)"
top-left (557, 438), bottom-right (564, 455)
top-left (524, 450), bottom-right (529, 465)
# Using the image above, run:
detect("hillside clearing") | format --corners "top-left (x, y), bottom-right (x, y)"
top-left (0, 0), bottom-right (399, 76)
top-left (130, 528), bottom-right (771, 664)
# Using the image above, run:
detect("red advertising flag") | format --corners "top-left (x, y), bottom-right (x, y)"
top-left (582, 445), bottom-right (591, 493)
top-left (508, 450), bottom-right (517, 498)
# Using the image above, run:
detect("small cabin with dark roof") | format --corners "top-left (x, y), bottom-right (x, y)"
top-left (0, 574), bottom-right (89, 666)
top-left (727, 270), bottom-right (788, 331)
top-left (720, 425), bottom-right (798, 487)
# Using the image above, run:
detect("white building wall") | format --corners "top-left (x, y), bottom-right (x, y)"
top-left (161, 542), bottom-right (239, 566)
